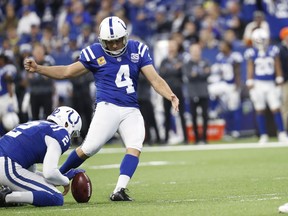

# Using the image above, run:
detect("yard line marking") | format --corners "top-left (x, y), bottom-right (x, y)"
top-left (156, 193), bottom-right (284, 203)
top-left (89, 161), bottom-right (183, 170)
top-left (65, 142), bottom-right (288, 155)
top-left (12, 207), bottom-right (94, 214)
top-left (100, 142), bottom-right (288, 154)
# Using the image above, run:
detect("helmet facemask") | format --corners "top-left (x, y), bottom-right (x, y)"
top-left (99, 35), bottom-right (128, 57)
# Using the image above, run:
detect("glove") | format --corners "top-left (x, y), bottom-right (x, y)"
top-left (64, 168), bottom-right (85, 180)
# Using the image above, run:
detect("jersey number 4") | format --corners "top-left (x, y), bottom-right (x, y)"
top-left (115, 65), bottom-right (135, 94)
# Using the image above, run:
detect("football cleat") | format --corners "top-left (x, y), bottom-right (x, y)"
top-left (279, 203), bottom-right (288, 213)
top-left (0, 186), bottom-right (12, 207)
top-left (278, 132), bottom-right (288, 143)
top-left (110, 188), bottom-right (132, 201)
top-left (258, 134), bottom-right (268, 144)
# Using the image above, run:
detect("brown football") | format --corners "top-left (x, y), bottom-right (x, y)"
top-left (71, 172), bottom-right (92, 203)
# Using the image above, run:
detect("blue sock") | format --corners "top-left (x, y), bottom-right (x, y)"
top-left (209, 98), bottom-right (218, 111)
top-left (60, 150), bottom-right (85, 174)
top-left (232, 108), bottom-right (241, 132)
top-left (120, 154), bottom-right (139, 178)
top-left (32, 191), bottom-right (63, 206)
top-left (273, 111), bottom-right (285, 132)
top-left (256, 113), bottom-right (267, 135)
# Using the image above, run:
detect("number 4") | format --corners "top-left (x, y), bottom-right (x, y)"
top-left (115, 65), bottom-right (135, 94)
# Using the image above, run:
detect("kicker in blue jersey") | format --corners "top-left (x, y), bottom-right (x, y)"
top-left (78, 40), bottom-right (153, 108)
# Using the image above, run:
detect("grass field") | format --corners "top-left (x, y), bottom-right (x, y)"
top-left (1, 139), bottom-right (288, 216)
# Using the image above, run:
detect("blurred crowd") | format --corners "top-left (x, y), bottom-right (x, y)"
top-left (0, 0), bottom-right (288, 145)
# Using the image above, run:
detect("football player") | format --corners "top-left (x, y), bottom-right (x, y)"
top-left (24, 16), bottom-right (179, 201)
top-left (208, 41), bottom-right (243, 138)
top-left (0, 106), bottom-right (83, 207)
top-left (245, 28), bottom-right (288, 143)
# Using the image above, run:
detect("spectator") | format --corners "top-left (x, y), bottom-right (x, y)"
top-left (76, 24), bottom-right (97, 49)
top-left (126, 0), bottom-right (155, 44)
top-left (154, 6), bottom-right (172, 39)
top-left (70, 52), bottom-right (94, 141)
top-left (182, 43), bottom-right (210, 144)
top-left (28, 44), bottom-right (55, 120)
top-left (65, 1), bottom-right (92, 38)
top-left (19, 24), bottom-right (42, 45)
top-left (0, 54), bottom-right (18, 135)
top-left (242, 11), bottom-right (270, 46)
top-left (220, 0), bottom-right (244, 39)
top-left (16, 6), bottom-right (40, 36)
top-left (0, 3), bottom-right (18, 36)
top-left (279, 27), bottom-right (288, 129)
top-left (182, 20), bottom-right (199, 49)
top-left (159, 39), bottom-right (188, 144)
top-left (171, 4), bottom-right (189, 34)
top-left (15, 43), bottom-right (31, 123)
top-left (41, 25), bottom-right (56, 54)
top-left (54, 22), bottom-right (71, 54)
top-left (138, 73), bottom-right (161, 145)
top-left (261, 0), bottom-right (288, 43)
top-left (5, 26), bottom-right (20, 54)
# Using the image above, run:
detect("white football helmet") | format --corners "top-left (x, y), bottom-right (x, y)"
top-left (47, 106), bottom-right (82, 138)
top-left (2, 112), bottom-right (19, 131)
top-left (251, 28), bottom-right (269, 50)
top-left (98, 16), bottom-right (128, 56)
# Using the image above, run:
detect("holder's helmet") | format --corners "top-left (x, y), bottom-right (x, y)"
top-left (47, 106), bottom-right (82, 138)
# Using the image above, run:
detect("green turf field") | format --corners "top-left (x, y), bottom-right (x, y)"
top-left (1, 141), bottom-right (288, 216)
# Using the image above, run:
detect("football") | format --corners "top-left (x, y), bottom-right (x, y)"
top-left (71, 172), bottom-right (92, 203)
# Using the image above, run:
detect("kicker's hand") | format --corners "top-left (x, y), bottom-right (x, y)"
top-left (171, 94), bottom-right (179, 112)
top-left (24, 58), bottom-right (38, 73)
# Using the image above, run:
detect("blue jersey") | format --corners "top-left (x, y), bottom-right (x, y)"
top-left (215, 52), bottom-right (243, 84)
top-left (244, 45), bottom-right (279, 81)
top-left (0, 64), bottom-right (16, 96)
top-left (78, 40), bottom-right (153, 108)
top-left (0, 121), bottom-right (70, 169)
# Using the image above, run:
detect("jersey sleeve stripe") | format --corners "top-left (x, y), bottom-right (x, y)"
top-left (140, 45), bottom-right (148, 57)
top-left (138, 43), bottom-right (143, 54)
top-left (82, 49), bottom-right (90, 62)
top-left (87, 46), bottom-right (96, 59)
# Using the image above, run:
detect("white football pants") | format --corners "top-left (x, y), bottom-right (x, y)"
top-left (81, 102), bottom-right (145, 156)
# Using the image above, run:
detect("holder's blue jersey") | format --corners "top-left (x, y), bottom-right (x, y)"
top-left (78, 40), bottom-right (153, 108)
top-left (0, 121), bottom-right (70, 169)
top-left (244, 45), bottom-right (279, 81)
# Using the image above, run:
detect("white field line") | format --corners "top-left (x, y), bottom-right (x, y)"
top-left (156, 193), bottom-right (283, 203)
top-left (11, 207), bottom-right (94, 215)
top-left (89, 161), bottom-right (185, 170)
top-left (65, 142), bottom-right (288, 155)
